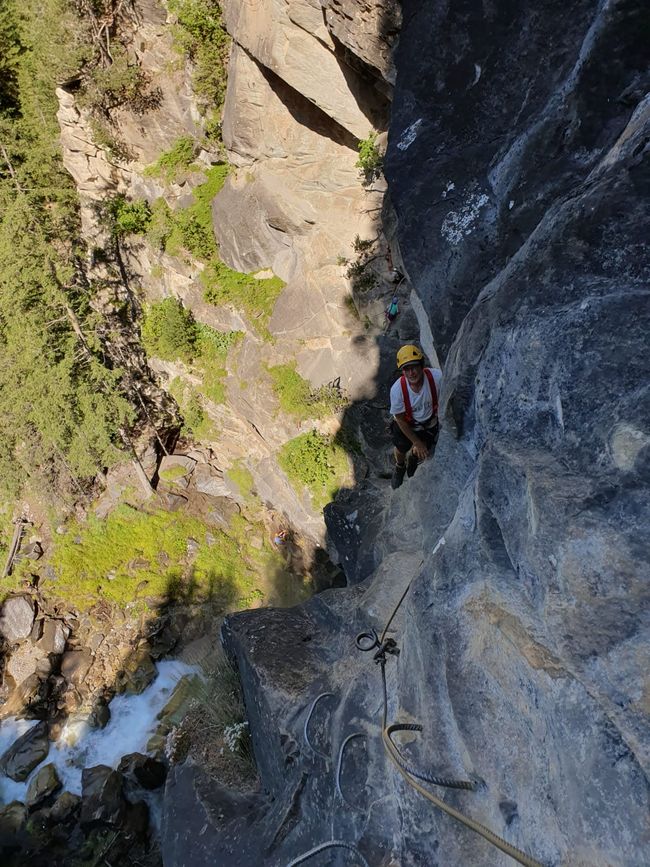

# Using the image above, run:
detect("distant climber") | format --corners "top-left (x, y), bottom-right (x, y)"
top-left (389, 345), bottom-right (442, 489)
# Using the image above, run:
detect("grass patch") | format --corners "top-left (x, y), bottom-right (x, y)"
top-left (278, 430), bottom-right (351, 510)
top-left (227, 460), bottom-right (255, 501)
top-left (48, 505), bottom-right (279, 611)
top-left (168, 651), bottom-right (257, 787)
top-left (203, 262), bottom-right (285, 341)
top-left (267, 362), bottom-right (346, 419)
top-left (143, 136), bottom-right (199, 182)
top-left (143, 165), bottom-right (284, 339)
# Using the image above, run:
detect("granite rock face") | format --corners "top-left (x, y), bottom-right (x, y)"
top-left (163, 1), bottom-right (649, 865)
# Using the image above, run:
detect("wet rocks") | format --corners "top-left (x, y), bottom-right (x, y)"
top-left (0, 721), bottom-right (49, 781)
top-left (25, 763), bottom-right (62, 809)
top-left (80, 765), bottom-right (128, 829)
top-left (118, 752), bottom-right (167, 791)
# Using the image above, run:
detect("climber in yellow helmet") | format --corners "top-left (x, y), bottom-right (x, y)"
top-left (389, 345), bottom-right (442, 489)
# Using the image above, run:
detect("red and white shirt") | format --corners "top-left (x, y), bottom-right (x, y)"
top-left (389, 367), bottom-right (442, 425)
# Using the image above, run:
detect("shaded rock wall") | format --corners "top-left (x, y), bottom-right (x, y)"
top-left (164, 1), bottom-right (649, 866)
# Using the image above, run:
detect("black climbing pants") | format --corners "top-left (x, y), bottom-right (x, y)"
top-left (390, 418), bottom-right (439, 455)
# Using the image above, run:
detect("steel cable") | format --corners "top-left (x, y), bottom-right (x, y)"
top-left (355, 567), bottom-right (546, 867)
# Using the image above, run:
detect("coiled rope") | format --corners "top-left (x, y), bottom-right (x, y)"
top-left (356, 574), bottom-right (545, 867)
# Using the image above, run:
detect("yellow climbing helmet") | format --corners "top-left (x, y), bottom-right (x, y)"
top-left (396, 344), bottom-right (424, 369)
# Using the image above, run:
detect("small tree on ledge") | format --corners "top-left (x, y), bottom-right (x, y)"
top-left (355, 131), bottom-right (383, 186)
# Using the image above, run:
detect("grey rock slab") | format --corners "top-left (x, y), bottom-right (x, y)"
top-left (37, 619), bottom-right (69, 655)
top-left (80, 765), bottom-right (127, 829)
top-left (5, 642), bottom-right (48, 686)
top-left (0, 595), bottom-right (35, 643)
top-left (25, 763), bottom-right (62, 809)
top-left (0, 720), bottom-right (49, 782)
top-left (60, 649), bottom-right (93, 686)
top-left (193, 464), bottom-right (231, 499)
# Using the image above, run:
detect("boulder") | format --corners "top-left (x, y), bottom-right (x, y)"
top-left (37, 619), bottom-right (69, 655)
top-left (49, 791), bottom-right (81, 824)
top-left (25, 763), bottom-right (62, 809)
top-left (0, 596), bottom-right (35, 643)
top-left (159, 454), bottom-right (197, 481)
top-left (0, 720), bottom-right (49, 781)
top-left (117, 648), bottom-right (156, 695)
top-left (22, 541), bottom-right (43, 560)
top-left (118, 752), bottom-right (167, 790)
top-left (80, 765), bottom-right (127, 828)
top-left (60, 648), bottom-right (93, 686)
top-left (193, 464), bottom-right (231, 499)
top-left (5, 642), bottom-right (48, 687)
top-left (0, 800), bottom-right (27, 847)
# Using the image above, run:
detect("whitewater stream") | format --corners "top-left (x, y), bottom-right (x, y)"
top-left (0, 660), bottom-right (196, 808)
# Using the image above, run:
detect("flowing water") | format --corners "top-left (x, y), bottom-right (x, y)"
top-left (0, 659), bottom-right (196, 806)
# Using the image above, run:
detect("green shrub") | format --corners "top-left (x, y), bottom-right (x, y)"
top-left (168, 0), bottom-right (230, 138)
top-left (164, 163), bottom-right (229, 260)
top-left (203, 262), bottom-right (284, 340)
top-left (146, 198), bottom-right (175, 250)
top-left (106, 195), bottom-right (152, 237)
top-left (144, 136), bottom-right (198, 182)
top-left (267, 362), bottom-right (346, 419)
top-left (141, 298), bottom-right (198, 362)
top-left (278, 430), bottom-right (350, 509)
top-left (355, 131), bottom-right (383, 185)
top-left (193, 325), bottom-right (242, 405)
top-left (168, 377), bottom-right (219, 440)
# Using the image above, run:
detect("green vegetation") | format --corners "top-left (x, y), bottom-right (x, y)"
top-left (143, 164), bottom-right (284, 338)
top-left (0, 0), bottom-right (136, 501)
top-left (203, 263), bottom-right (285, 341)
top-left (141, 298), bottom-right (241, 409)
top-left (356, 131), bottom-right (383, 185)
top-left (170, 651), bottom-right (256, 785)
top-left (47, 504), bottom-right (281, 611)
top-left (143, 136), bottom-right (198, 182)
top-left (141, 297), bottom-right (198, 363)
top-left (169, 377), bottom-right (218, 440)
top-left (105, 195), bottom-right (152, 237)
top-left (339, 234), bottom-right (379, 294)
top-left (228, 460), bottom-right (255, 501)
top-left (194, 324), bottom-right (241, 404)
top-left (153, 163), bottom-right (229, 260)
top-left (168, 0), bottom-right (230, 140)
top-left (278, 430), bottom-right (350, 509)
top-left (267, 362), bottom-right (346, 419)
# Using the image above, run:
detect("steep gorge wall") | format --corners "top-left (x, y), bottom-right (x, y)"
top-left (163, 2), bottom-right (649, 866)
top-left (55, 0), bottom-right (401, 543)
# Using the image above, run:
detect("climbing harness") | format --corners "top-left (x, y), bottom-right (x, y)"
top-left (385, 295), bottom-right (399, 324)
top-left (286, 840), bottom-right (369, 867)
top-left (355, 574), bottom-right (545, 867)
top-left (399, 368), bottom-right (438, 426)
